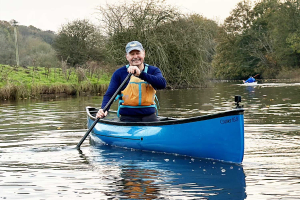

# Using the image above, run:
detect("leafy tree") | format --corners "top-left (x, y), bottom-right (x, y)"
top-left (213, 0), bottom-right (257, 79)
top-left (270, 0), bottom-right (300, 68)
top-left (213, 0), bottom-right (300, 79)
top-left (53, 19), bottom-right (105, 66)
top-left (97, 0), bottom-right (181, 64)
top-left (96, 0), bottom-right (218, 87)
top-left (287, 32), bottom-right (300, 53)
top-left (146, 14), bottom-right (218, 86)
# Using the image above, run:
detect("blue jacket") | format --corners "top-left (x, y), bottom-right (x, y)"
top-left (101, 64), bottom-right (166, 116)
top-left (245, 77), bottom-right (255, 83)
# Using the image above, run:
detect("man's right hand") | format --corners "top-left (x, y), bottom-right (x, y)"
top-left (96, 109), bottom-right (108, 119)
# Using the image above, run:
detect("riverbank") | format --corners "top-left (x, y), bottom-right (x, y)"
top-left (0, 65), bottom-right (110, 100)
top-left (2, 65), bottom-right (300, 101)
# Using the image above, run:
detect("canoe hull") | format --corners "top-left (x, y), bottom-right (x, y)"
top-left (87, 107), bottom-right (244, 163)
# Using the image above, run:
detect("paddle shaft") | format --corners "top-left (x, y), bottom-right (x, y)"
top-left (76, 73), bottom-right (132, 149)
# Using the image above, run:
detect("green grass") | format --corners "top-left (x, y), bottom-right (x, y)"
top-left (0, 65), bottom-right (111, 100)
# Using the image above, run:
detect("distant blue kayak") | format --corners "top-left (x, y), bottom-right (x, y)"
top-left (86, 105), bottom-right (244, 164)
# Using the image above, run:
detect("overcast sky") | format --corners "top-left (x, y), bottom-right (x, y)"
top-left (0, 0), bottom-right (248, 32)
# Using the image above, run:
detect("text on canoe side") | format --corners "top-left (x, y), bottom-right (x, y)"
top-left (220, 117), bottom-right (239, 124)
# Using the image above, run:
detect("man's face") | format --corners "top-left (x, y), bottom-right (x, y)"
top-left (126, 50), bottom-right (145, 67)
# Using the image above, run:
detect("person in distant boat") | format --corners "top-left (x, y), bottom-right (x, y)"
top-left (243, 76), bottom-right (256, 83)
top-left (96, 41), bottom-right (167, 122)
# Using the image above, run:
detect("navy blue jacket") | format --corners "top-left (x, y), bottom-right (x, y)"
top-left (101, 64), bottom-right (166, 116)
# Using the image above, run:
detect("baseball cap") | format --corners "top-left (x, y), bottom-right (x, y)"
top-left (125, 41), bottom-right (144, 53)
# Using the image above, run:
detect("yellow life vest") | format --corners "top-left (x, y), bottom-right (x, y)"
top-left (116, 65), bottom-right (158, 117)
top-left (121, 75), bottom-right (156, 106)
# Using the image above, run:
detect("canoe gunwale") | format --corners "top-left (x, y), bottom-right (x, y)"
top-left (86, 106), bottom-right (244, 126)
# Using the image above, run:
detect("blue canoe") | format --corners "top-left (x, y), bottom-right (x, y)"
top-left (86, 105), bottom-right (244, 164)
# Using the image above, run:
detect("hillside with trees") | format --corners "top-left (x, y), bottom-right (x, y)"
top-left (0, 20), bottom-right (58, 67)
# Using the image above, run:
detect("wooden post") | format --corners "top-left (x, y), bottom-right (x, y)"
top-left (11, 20), bottom-right (20, 66)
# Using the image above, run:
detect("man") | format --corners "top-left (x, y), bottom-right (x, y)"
top-left (96, 41), bottom-right (167, 122)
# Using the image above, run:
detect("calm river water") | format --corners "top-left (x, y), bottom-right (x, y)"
top-left (0, 81), bottom-right (299, 200)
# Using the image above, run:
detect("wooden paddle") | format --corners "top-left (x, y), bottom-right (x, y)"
top-left (76, 73), bottom-right (132, 149)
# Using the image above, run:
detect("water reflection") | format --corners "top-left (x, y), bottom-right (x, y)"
top-left (244, 86), bottom-right (256, 98)
top-left (1, 81), bottom-right (300, 199)
top-left (84, 145), bottom-right (246, 199)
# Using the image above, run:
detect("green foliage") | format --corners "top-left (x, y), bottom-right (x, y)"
top-left (213, 0), bottom-right (300, 79)
top-left (96, 0), bottom-right (219, 87)
top-left (0, 21), bottom-right (15, 65)
top-left (19, 36), bottom-right (59, 67)
top-left (18, 25), bottom-right (56, 45)
top-left (213, 0), bottom-right (261, 79)
top-left (146, 15), bottom-right (218, 86)
top-left (97, 0), bottom-right (182, 65)
top-left (53, 19), bottom-right (105, 66)
top-left (287, 33), bottom-right (300, 53)
top-left (0, 20), bottom-right (58, 67)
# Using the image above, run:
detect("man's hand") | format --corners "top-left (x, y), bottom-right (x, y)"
top-left (96, 109), bottom-right (108, 119)
top-left (127, 66), bottom-right (141, 77)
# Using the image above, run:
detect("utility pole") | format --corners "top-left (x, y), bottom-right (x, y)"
top-left (11, 20), bottom-right (20, 66)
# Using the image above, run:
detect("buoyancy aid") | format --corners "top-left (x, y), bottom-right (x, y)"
top-left (116, 64), bottom-right (159, 117)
